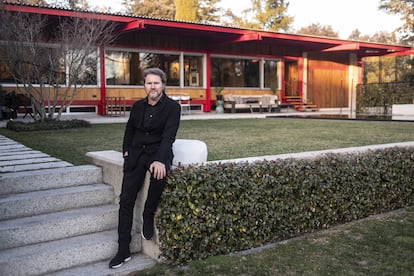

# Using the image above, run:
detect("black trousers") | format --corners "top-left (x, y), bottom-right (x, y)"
top-left (117, 153), bottom-right (167, 248)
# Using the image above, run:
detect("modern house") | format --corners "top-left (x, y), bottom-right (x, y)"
top-left (1, 2), bottom-right (412, 115)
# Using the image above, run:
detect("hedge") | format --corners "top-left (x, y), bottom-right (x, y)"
top-left (158, 146), bottom-right (414, 265)
top-left (6, 119), bottom-right (91, 131)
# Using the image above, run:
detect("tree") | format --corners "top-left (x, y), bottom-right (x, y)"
top-left (253, 0), bottom-right (293, 31)
top-left (197, 0), bottom-right (221, 24)
top-left (220, 8), bottom-right (248, 27)
top-left (0, 10), bottom-right (117, 121)
top-left (297, 23), bottom-right (339, 38)
top-left (174, 0), bottom-right (197, 21)
top-left (123, 0), bottom-right (175, 19)
top-left (379, 0), bottom-right (414, 83)
top-left (222, 0), bottom-right (293, 32)
top-left (379, 0), bottom-right (414, 44)
top-left (352, 31), bottom-right (403, 84)
top-left (348, 29), bottom-right (397, 43)
top-left (48, 0), bottom-right (89, 10)
top-left (363, 55), bottom-right (401, 84)
top-left (370, 31), bottom-right (398, 44)
top-left (348, 29), bottom-right (372, 41)
top-left (124, 0), bottom-right (221, 24)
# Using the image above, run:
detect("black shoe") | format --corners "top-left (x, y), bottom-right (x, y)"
top-left (142, 216), bottom-right (154, 240)
top-left (109, 250), bottom-right (131, 269)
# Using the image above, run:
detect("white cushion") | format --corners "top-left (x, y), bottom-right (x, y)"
top-left (172, 139), bottom-right (208, 166)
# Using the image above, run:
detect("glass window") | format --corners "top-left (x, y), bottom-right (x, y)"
top-left (0, 60), bottom-right (14, 84)
top-left (105, 51), bottom-right (141, 85)
top-left (0, 45), bottom-right (98, 86)
top-left (264, 60), bottom-right (278, 89)
top-left (211, 57), bottom-right (260, 87)
top-left (184, 55), bottom-right (203, 87)
top-left (68, 49), bottom-right (98, 85)
top-left (0, 45), bottom-right (65, 85)
top-left (105, 50), bottom-right (180, 86)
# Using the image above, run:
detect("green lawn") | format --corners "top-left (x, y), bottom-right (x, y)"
top-left (139, 207), bottom-right (414, 275)
top-left (0, 118), bottom-right (413, 165)
top-left (1, 117), bottom-right (413, 275)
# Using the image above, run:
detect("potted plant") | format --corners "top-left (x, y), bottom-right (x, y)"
top-left (215, 87), bottom-right (224, 113)
top-left (215, 86), bottom-right (224, 101)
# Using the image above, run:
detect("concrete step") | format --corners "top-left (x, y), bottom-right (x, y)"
top-left (48, 253), bottom-right (156, 276)
top-left (0, 135), bottom-right (74, 173)
top-left (0, 230), bottom-right (143, 276)
top-left (0, 156), bottom-right (63, 166)
top-left (297, 105), bottom-right (319, 112)
top-left (0, 183), bottom-right (114, 220)
top-left (0, 160), bottom-right (73, 173)
top-left (0, 151), bottom-right (52, 161)
top-left (0, 143), bottom-right (28, 153)
top-left (0, 136), bottom-right (155, 274)
top-left (0, 165), bottom-right (103, 195)
top-left (0, 204), bottom-right (118, 250)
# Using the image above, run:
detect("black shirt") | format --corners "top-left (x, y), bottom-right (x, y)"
top-left (122, 93), bottom-right (181, 164)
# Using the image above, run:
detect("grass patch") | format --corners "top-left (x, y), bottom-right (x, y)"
top-left (0, 118), bottom-right (413, 164)
top-left (139, 208), bottom-right (414, 275)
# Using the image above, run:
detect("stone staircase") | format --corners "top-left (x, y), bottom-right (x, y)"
top-left (0, 135), bottom-right (156, 276)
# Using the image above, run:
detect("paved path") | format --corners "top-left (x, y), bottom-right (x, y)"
top-left (0, 135), bottom-right (73, 174)
top-left (0, 107), bottom-right (351, 127)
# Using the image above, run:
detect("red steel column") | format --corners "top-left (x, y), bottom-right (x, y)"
top-left (204, 52), bottom-right (211, 112)
top-left (98, 46), bottom-right (106, 115)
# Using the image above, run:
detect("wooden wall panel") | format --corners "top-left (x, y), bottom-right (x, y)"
top-left (167, 88), bottom-right (206, 100)
top-left (220, 88), bottom-right (275, 96)
top-left (307, 54), bottom-right (349, 108)
top-left (284, 62), bottom-right (299, 96)
top-left (3, 87), bottom-right (102, 101)
top-left (105, 87), bottom-right (145, 100)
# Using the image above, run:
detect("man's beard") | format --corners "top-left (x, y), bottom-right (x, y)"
top-left (149, 91), bottom-right (162, 101)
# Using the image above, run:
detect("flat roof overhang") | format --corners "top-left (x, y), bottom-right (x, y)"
top-left (3, 3), bottom-right (413, 58)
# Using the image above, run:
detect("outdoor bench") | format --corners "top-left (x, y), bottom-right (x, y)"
top-left (223, 94), bottom-right (280, 113)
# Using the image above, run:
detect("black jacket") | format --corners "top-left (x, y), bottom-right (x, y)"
top-left (122, 94), bottom-right (181, 167)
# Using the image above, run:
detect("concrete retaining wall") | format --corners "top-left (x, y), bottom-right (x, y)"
top-left (86, 140), bottom-right (414, 261)
top-left (392, 104), bottom-right (414, 121)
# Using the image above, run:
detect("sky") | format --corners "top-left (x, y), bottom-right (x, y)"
top-left (89, 0), bottom-right (403, 39)
top-left (221, 0), bottom-right (402, 38)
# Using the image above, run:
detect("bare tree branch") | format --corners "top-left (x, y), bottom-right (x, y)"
top-left (0, 10), bottom-right (118, 121)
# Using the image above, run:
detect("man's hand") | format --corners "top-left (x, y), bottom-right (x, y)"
top-left (149, 161), bottom-right (166, 180)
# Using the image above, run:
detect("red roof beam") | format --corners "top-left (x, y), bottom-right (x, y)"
top-left (322, 43), bottom-right (360, 52)
top-left (121, 20), bottom-right (145, 32)
top-left (383, 49), bottom-right (414, 57)
top-left (221, 33), bottom-right (263, 44)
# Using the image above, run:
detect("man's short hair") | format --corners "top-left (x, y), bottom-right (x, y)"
top-left (143, 68), bottom-right (167, 84)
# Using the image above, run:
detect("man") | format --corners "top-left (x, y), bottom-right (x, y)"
top-left (109, 68), bottom-right (181, 269)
